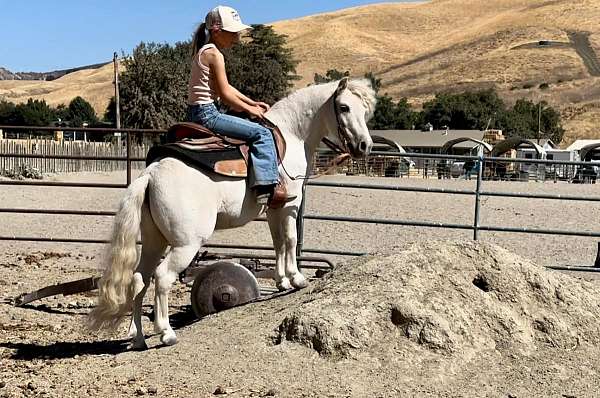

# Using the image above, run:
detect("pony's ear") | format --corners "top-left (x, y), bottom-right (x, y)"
top-left (336, 77), bottom-right (349, 95)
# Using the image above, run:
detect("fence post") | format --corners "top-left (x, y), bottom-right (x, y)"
top-left (473, 149), bottom-right (484, 240)
top-left (296, 182), bottom-right (307, 267)
top-left (126, 132), bottom-right (131, 185)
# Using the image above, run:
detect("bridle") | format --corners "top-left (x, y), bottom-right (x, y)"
top-left (267, 84), bottom-right (354, 181)
top-left (322, 84), bottom-right (353, 156)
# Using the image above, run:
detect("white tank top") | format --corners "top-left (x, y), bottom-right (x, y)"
top-left (187, 44), bottom-right (218, 105)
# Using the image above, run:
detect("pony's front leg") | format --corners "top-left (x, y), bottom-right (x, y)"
top-left (267, 209), bottom-right (292, 290)
top-left (268, 205), bottom-right (308, 290)
top-left (282, 213), bottom-right (308, 289)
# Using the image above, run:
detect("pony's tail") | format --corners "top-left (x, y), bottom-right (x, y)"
top-left (88, 171), bottom-right (152, 331)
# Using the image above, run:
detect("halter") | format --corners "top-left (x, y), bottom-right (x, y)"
top-left (265, 82), bottom-right (354, 181)
top-left (324, 84), bottom-right (352, 155)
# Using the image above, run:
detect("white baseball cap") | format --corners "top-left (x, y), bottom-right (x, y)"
top-left (206, 5), bottom-right (252, 33)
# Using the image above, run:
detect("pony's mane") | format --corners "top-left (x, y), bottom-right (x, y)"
top-left (268, 78), bottom-right (378, 141)
top-left (276, 78), bottom-right (377, 117)
top-left (346, 78), bottom-right (377, 119)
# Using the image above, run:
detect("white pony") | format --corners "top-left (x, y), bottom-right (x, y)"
top-left (88, 78), bottom-right (377, 349)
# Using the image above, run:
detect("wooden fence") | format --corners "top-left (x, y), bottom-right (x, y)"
top-left (0, 138), bottom-right (150, 173)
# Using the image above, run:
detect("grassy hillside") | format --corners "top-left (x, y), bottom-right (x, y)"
top-left (2, 0), bottom-right (600, 146)
top-left (0, 63), bottom-right (114, 119)
top-left (272, 0), bottom-right (600, 146)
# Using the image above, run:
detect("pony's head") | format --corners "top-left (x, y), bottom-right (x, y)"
top-left (328, 77), bottom-right (377, 158)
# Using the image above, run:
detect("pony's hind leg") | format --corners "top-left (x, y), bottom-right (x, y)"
top-left (128, 203), bottom-right (168, 350)
top-left (153, 244), bottom-right (201, 346)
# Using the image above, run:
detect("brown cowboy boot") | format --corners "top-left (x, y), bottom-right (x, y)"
top-left (268, 181), bottom-right (297, 209)
top-left (255, 182), bottom-right (297, 209)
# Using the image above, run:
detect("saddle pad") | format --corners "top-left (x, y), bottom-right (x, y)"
top-left (167, 121), bottom-right (286, 162)
top-left (148, 121), bottom-right (286, 178)
top-left (146, 143), bottom-right (248, 178)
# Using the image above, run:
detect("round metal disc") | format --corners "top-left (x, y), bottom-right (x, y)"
top-left (190, 261), bottom-right (260, 318)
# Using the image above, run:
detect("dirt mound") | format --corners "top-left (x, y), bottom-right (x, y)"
top-left (273, 241), bottom-right (600, 359)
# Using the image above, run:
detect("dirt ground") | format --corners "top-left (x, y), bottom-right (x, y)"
top-left (1, 171), bottom-right (600, 397)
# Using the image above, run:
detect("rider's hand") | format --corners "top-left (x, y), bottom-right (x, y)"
top-left (255, 102), bottom-right (270, 112)
top-left (246, 105), bottom-right (265, 120)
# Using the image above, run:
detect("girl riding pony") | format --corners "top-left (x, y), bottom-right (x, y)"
top-left (187, 5), bottom-right (280, 205)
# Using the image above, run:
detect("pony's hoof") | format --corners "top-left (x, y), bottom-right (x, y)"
top-left (276, 278), bottom-right (293, 291)
top-left (130, 340), bottom-right (148, 351)
top-left (291, 274), bottom-right (309, 289)
top-left (161, 332), bottom-right (178, 346)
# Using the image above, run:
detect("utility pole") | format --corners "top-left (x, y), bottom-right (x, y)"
top-left (113, 52), bottom-right (122, 149)
top-left (538, 102), bottom-right (542, 141)
top-left (113, 52), bottom-right (121, 130)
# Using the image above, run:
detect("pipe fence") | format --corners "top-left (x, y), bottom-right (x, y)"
top-left (1, 125), bottom-right (600, 273)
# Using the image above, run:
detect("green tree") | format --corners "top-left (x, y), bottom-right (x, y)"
top-left (313, 69), bottom-right (350, 84)
top-left (538, 103), bottom-right (564, 143)
top-left (118, 25), bottom-right (299, 129)
top-left (54, 103), bottom-right (69, 123)
top-left (0, 100), bottom-right (17, 125)
top-left (225, 24), bottom-right (300, 105)
top-left (67, 96), bottom-right (98, 127)
top-left (104, 96), bottom-right (117, 126)
top-left (368, 96), bottom-right (416, 130)
top-left (421, 89), bottom-right (506, 130)
top-left (119, 41), bottom-right (190, 129)
top-left (14, 99), bottom-right (56, 127)
top-left (499, 99), bottom-right (564, 142)
top-left (363, 71), bottom-right (382, 94)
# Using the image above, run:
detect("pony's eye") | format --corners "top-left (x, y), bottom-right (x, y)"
top-left (339, 105), bottom-right (350, 112)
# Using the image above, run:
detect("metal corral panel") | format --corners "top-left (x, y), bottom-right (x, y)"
top-left (369, 129), bottom-right (484, 150)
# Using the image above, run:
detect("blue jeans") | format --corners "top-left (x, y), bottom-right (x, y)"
top-left (187, 103), bottom-right (278, 187)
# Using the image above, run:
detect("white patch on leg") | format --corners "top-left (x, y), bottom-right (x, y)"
top-left (127, 319), bottom-right (137, 340)
top-left (161, 329), bottom-right (178, 346)
top-left (291, 272), bottom-right (309, 289)
top-left (277, 277), bottom-right (293, 291)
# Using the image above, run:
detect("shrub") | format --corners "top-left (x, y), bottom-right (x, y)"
top-left (0, 164), bottom-right (43, 180)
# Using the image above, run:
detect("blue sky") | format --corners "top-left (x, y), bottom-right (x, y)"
top-left (0, 1), bottom-right (419, 72)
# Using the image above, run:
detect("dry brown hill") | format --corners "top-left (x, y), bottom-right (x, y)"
top-left (0, 63), bottom-right (114, 119)
top-left (272, 0), bottom-right (600, 146)
top-left (2, 0), bottom-right (600, 145)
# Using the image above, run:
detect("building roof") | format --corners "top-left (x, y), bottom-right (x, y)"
top-left (441, 137), bottom-right (492, 153)
top-left (369, 129), bottom-right (484, 149)
top-left (530, 139), bottom-right (558, 149)
top-left (580, 142), bottom-right (600, 161)
top-left (491, 137), bottom-right (545, 157)
top-left (566, 139), bottom-right (600, 151)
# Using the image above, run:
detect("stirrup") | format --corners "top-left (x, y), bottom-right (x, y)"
top-left (269, 182), bottom-right (296, 209)
top-left (255, 182), bottom-right (296, 209)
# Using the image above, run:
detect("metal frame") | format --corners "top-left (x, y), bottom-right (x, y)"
top-left (1, 125), bottom-right (600, 273)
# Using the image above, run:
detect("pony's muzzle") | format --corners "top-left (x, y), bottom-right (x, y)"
top-left (354, 139), bottom-right (372, 157)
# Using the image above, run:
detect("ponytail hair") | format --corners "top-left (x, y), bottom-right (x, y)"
top-left (191, 8), bottom-right (221, 58)
top-left (191, 23), bottom-right (208, 58)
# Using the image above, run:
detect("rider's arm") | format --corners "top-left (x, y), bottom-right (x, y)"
top-left (230, 86), bottom-right (255, 106)
top-left (231, 86), bottom-right (270, 112)
top-left (204, 49), bottom-right (264, 118)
